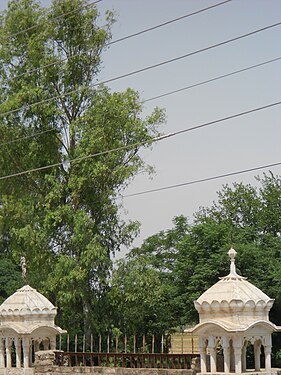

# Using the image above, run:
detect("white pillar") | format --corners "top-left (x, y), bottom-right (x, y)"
top-left (264, 345), bottom-right (272, 373)
top-left (50, 336), bottom-right (56, 351)
top-left (199, 337), bottom-right (207, 373)
top-left (29, 340), bottom-right (33, 367)
top-left (254, 340), bottom-right (261, 371)
top-left (233, 337), bottom-right (242, 374)
top-left (14, 337), bottom-right (22, 368)
top-left (0, 338), bottom-right (5, 368)
top-left (234, 348), bottom-right (242, 374)
top-left (5, 338), bottom-right (12, 368)
top-left (264, 334), bottom-right (272, 373)
top-left (22, 336), bottom-right (30, 368)
top-left (208, 336), bottom-right (217, 373)
top-left (242, 341), bottom-right (247, 372)
top-left (221, 336), bottom-right (231, 373)
top-left (43, 338), bottom-right (49, 350)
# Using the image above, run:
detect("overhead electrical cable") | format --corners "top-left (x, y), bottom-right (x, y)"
top-left (1, 57), bottom-right (280, 147)
top-left (2, 0), bottom-right (233, 85)
top-left (1, 48), bottom-right (280, 119)
top-left (1, 0), bottom-right (103, 41)
top-left (8, 21), bottom-right (281, 84)
top-left (122, 162), bottom-right (281, 198)
top-left (0, 100), bottom-right (280, 181)
top-left (142, 57), bottom-right (281, 103)
top-left (110, 0), bottom-right (232, 45)
top-left (102, 22), bottom-right (281, 82)
top-left (0, 128), bottom-right (56, 146)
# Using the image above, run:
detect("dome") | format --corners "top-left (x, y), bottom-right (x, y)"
top-left (0, 285), bottom-right (57, 316)
top-left (194, 248), bottom-right (274, 324)
top-left (0, 284), bottom-right (65, 336)
top-left (196, 274), bottom-right (272, 306)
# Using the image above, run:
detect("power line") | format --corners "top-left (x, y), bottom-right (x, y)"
top-left (110, 0), bottom-right (232, 45)
top-left (160, 101), bottom-right (281, 139)
top-left (1, 0), bottom-right (102, 41)
top-left (0, 100), bottom-right (280, 181)
top-left (1, 56), bottom-right (279, 147)
top-left (2, 0), bottom-right (233, 85)
top-left (0, 128), bottom-right (56, 146)
top-left (122, 162), bottom-right (281, 198)
top-left (1, 27), bottom-right (280, 119)
top-left (103, 22), bottom-right (281, 84)
top-left (142, 57), bottom-right (281, 103)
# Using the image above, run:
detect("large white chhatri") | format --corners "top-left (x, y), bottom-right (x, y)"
top-left (187, 248), bottom-right (281, 374)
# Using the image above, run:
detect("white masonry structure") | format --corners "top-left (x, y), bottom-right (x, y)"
top-left (0, 284), bottom-right (66, 370)
top-left (187, 248), bottom-right (281, 374)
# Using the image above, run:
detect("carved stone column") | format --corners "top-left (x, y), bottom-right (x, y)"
top-left (208, 336), bottom-right (217, 373)
top-left (264, 335), bottom-right (272, 373)
top-left (241, 340), bottom-right (247, 372)
top-left (43, 338), bottom-right (50, 350)
top-left (14, 337), bottom-right (22, 368)
top-left (50, 336), bottom-right (56, 351)
top-left (254, 340), bottom-right (261, 371)
top-left (264, 345), bottom-right (272, 373)
top-left (0, 338), bottom-right (5, 368)
top-left (199, 337), bottom-right (207, 373)
top-left (221, 336), bottom-right (231, 373)
top-left (5, 337), bottom-right (12, 368)
top-left (233, 337), bottom-right (242, 374)
top-left (22, 336), bottom-right (30, 368)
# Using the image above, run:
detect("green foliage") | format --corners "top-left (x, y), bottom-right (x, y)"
top-left (110, 253), bottom-right (173, 335)
top-left (0, 0), bottom-right (165, 335)
top-left (0, 257), bottom-right (23, 303)
top-left (116, 173), bottom-right (281, 333)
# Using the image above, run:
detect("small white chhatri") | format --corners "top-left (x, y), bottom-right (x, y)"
top-left (187, 248), bottom-right (281, 374)
top-left (0, 283), bottom-right (66, 369)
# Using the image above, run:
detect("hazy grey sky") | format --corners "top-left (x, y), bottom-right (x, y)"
top-left (1, 0), bottom-right (281, 256)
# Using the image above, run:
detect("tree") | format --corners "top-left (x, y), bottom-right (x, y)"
top-left (0, 257), bottom-right (23, 304)
top-left (120, 174), bottom-right (281, 331)
top-left (109, 250), bottom-right (174, 336)
top-left (0, 0), bottom-right (165, 335)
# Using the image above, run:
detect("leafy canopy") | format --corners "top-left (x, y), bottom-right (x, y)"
top-left (112, 174), bottom-right (281, 335)
top-left (0, 0), bottom-right (165, 334)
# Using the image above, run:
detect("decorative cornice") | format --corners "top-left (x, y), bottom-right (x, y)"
top-left (194, 298), bottom-right (274, 313)
top-left (186, 318), bottom-right (281, 334)
top-left (0, 307), bottom-right (57, 317)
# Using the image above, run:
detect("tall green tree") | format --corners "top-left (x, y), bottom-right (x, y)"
top-left (0, 0), bottom-right (165, 334)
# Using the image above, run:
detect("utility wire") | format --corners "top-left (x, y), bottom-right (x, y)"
top-left (2, 0), bottom-right (232, 85)
top-left (143, 57), bottom-right (281, 103)
top-left (0, 100), bottom-right (280, 181)
top-left (0, 128), bottom-right (56, 146)
top-left (103, 22), bottom-right (281, 83)
top-left (122, 162), bottom-right (281, 198)
top-left (1, 0), bottom-right (102, 41)
top-left (110, 0), bottom-right (232, 45)
top-left (1, 36), bottom-right (280, 119)
top-left (1, 56), bottom-right (279, 147)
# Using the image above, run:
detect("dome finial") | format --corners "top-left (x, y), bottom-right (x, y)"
top-left (20, 256), bottom-right (27, 283)
top-left (228, 247), bottom-right (237, 274)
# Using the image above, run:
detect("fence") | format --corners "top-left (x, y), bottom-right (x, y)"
top-left (54, 352), bottom-right (199, 369)
top-left (57, 333), bottom-right (173, 354)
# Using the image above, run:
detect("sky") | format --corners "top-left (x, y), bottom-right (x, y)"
top-left (1, 0), bottom-right (281, 257)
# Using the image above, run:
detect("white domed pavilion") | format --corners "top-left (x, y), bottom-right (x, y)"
top-left (187, 248), bottom-right (281, 374)
top-left (0, 284), bottom-right (66, 369)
